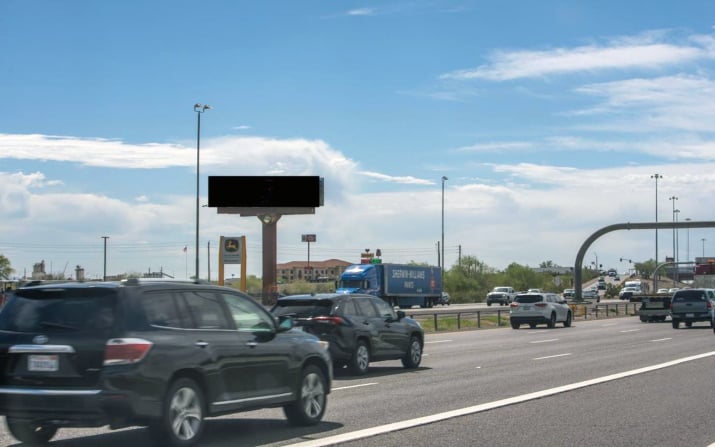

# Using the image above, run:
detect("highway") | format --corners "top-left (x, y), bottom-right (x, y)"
top-left (3, 315), bottom-right (715, 446)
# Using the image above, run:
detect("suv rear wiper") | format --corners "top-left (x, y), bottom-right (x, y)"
top-left (39, 321), bottom-right (79, 331)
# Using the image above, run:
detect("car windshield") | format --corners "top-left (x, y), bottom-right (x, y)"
top-left (514, 295), bottom-right (543, 303)
top-left (494, 287), bottom-right (510, 293)
top-left (0, 287), bottom-right (117, 333)
top-left (271, 299), bottom-right (334, 318)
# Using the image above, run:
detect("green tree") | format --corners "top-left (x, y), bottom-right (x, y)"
top-left (0, 254), bottom-right (14, 280)
top-left (634, 259), bottom-right (655, 279)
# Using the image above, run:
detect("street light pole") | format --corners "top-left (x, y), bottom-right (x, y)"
top-left (441, 176), bottom-right (448, 273)
top-left (703, 238), bottom-right (707, 258)
top-left (669, 196), bottom-right (678, 262)
top-left (685, 218), bottom-right (691, 263)
top-left (194, 103), bottom-right (210, 281)
top-left (101, 236), bottom-right (109, 281)
top-left (651, 174), bottom-right (662, 265)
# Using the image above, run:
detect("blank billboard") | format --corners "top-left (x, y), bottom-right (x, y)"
top-left (208, 176), bottom-right (323, 208)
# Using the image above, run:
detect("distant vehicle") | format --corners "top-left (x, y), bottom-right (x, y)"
top-left (582, 288), bottom-right (600, 302)
top-left (486, 286), bottom-right (517, 306)
top-left (336, 263), bottom-right (442, 309)
top-left (668, 288), bottom-right (680, 293)
top-left (562, 288), bottom-right (575, 299)
top-left (657, 288), bottom-right (670, 294)
top-left (670, 288), bottom-right (715, 329)
top-left (614, 275), bottom-right (621, 281)
top-left (0, 279), bottom-right (332, 446)
top-left (271, 293), bottom-right (424, 375)
top-left (619, 286), bottom-right (641, 301)
top-left (438, 291), bottom-right (451, 306)
top-left (509, 293), bottom-right (572, 329)
top-left (527, 288), bottom-right (543, 293)
top-left (608, 269), bottom-right (617, 277)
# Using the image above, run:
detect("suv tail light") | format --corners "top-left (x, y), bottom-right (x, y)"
top-left (708, 301), bottom-right (712, 310)
top-left (510, 303), bottom-right (519, 308)
top-left (104, 338), bottom-right (153, 365)
top-left (535, 302), bottom-right (548, 307)
top-left (312, 316), bottom-right (345, 326)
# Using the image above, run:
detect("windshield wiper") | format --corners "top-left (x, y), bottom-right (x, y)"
top-left (39, 321), bottom-right (79, 331)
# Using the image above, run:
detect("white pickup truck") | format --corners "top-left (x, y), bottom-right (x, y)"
top-left (486, 286), bottom-right (517, 306)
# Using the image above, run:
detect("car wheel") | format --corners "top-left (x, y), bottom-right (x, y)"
top-left (547, 312), bottom-right (556, 328)
top-left (487, 302), bottom-right (492, 306)
top-left (529, 323), bottom-right (536, 329)
top-left (639, 315), bottom-right (647, 322)
top-left (672, 319), bottom-right (680, 329)
top-left (685, 322), bottom-right (693, 328)
top-left (401, 335), bottom-right (422, 369)
top-left (6, 418), bottom-right (58, 445)
top-left (150, 377), bottom-right (205, 447)
top-left (349, 340), bottom-right (370, 375)
top-left (284, 365), bottom-right (327, 426)
top-left (510, 321), bottom-right (519, 329)
top-left (564, 311), bottom-right (572, 328)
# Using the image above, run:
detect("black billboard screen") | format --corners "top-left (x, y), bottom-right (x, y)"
top-left (208, 176), bottom-right (322, 208)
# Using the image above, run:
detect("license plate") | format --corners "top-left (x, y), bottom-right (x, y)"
top-left (28, 355), bottom-right (59, 372)
top-left (686, 313), bottom-right (695, 318)
top-left (522, 306), bottom-right (531, 311)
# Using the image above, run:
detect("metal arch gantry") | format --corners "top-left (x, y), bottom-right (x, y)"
top-left (573, 221), bottom-right (715, 301)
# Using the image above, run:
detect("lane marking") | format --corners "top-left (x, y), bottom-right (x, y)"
top-left (620, 329), bottom-right (640, 333)
top-left (534, 353), bottom-right (572, 360)
top-left (651, 338), bottom-right (672, 342)
top-left (332, 383), bottom-right (378, 391)
top-left (529, 339), bottom-right (559, 344)
top-left (601, 323), bottom-right (617, 327)
top-left (425, 340), bottom-right (452, 344)
top-left (286, 351), bottom-right (715, 447)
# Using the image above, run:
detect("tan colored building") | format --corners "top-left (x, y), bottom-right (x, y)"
top-left (277, 259), bottom-right (353, 283)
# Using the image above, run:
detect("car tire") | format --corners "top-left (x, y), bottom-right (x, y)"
top-left (349, 340), bottom-right (370, 375)
top-left (529, 323), bottom-right (536, 329)
top-left (510, 321), bottom-right (519, 329)
top-left (150, 377), bottom-right (205, 447)
top-left (401, 335), bottom-right (422, 369)
top-left (564, 312), bottom-right (572, 328)
top-left (686, 322), bottom-right (693, 328)
top-left (547, 312), bottom-right (556, 328)
top-left (6, 418), bottom-right (58, 445)
top-left (487, 302), bottom-right (492, 306)
top-left (672, 319), bottom-right (680, 329)
top-left (283, 365), bottom-right (327, 426)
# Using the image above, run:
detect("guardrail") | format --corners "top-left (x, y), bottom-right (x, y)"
top-left (408, 302), bottom-right (641, 332)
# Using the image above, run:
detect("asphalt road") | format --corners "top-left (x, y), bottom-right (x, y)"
top-left (2, 316), bottom-right (714, 447)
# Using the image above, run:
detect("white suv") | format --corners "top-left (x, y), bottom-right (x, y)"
top-left (509, 292), bottom-right (572, 329)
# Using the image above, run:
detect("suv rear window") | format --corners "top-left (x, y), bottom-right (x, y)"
top-left (673, 290), bottom-right (708, 302)
top-left (272, 299), bottom-right (334, 318)
top-left (514, 295), bottom-right (544, 304)
top-left (0, 287), bottom-right (117, 333)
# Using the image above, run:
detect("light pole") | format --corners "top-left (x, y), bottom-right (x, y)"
top-left (669, 196), bottom-right (678, 262)
top-left (685, 217), bottom-right (691, 263)
top-left (674, 209), bottom-right (680, 282)
top-left (703, 238), bottom-right (707, 258)
top-left (101, 236), bottom-right (109, 281)
top-left (441, 176), bottom-right (448, 272)
top-left (651, 174), bottom-right (662, 265)
top-left (194, 103), bottom-right (210, 280)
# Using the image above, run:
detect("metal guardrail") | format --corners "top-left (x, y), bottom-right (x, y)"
top-left (408, 302), bottom-right (641, 332)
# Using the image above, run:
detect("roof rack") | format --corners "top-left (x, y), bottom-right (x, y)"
top-left (122, 278), bottom-right (212, 286)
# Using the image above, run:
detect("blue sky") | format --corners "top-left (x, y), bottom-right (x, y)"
top-left (2, 0), bottom-right (715, 280)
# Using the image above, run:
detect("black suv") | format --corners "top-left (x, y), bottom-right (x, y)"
top-left (0, 279), bottom-right (332, 446)
top-left (271, 293), bottom-right (424, 376)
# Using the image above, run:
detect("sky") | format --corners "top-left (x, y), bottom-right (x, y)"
top-left (2, 0), bottom-right (715, 281)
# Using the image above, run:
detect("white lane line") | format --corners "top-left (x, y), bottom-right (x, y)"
top-left (285, 351), bottom-right (715, 447)
top-left (534, 353), bottom-right (572, 360)
top-left (529, 339), bottom-right (559, 344)
top-left (425, 340), bottom-right (452, 344)
top-left (332, 383), bottom-right (378, 391)
top-left (601, 323), bottom-right (617, 327)
top-left (620, 329), bottom-right (640, 333)
top-left (651, 338), bottom-right (672, 342)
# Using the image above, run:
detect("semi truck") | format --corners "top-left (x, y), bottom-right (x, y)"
top-left (336, 263), bottom-right (443, 308)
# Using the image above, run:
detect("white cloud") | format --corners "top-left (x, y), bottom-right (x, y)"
top-left (358, 171), bottom-right (434, 185)
top-left (440, 32), bottom-right (713, 81)
top-left (347, 8), bottom-right (374, 16)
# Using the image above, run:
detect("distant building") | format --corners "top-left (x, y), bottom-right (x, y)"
top-left (277, 259), bottom-right (353, 283)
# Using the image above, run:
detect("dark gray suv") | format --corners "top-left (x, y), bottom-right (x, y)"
top-left (271, 293), bottom-right (424, 375)
top-left (0, 279), bottom-right (332, 446)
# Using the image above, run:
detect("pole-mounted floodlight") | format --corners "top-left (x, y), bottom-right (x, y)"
top-left (441, 176), bottom-right (448, 272)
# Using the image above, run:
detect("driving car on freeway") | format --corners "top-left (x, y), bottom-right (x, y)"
top-left (509, 292), bottom-right (572, 329)
top-left (271, 293), bottom-right (424, 376)
top-left (0, 279), bottom-right (332, 447)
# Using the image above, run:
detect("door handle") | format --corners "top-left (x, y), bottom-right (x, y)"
top-left (245, 341), bottom-right (258, 348)
top-left (195, 341), bottom-right (209, 348)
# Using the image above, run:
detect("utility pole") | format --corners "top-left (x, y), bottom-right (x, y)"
top-left (101, 236), bottom-right (109, 281)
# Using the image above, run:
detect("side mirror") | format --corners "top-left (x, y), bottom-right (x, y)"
top-left (396, 310), bottom-right (406, 320)
top-left (277, 315), bottom-right (294, 332)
